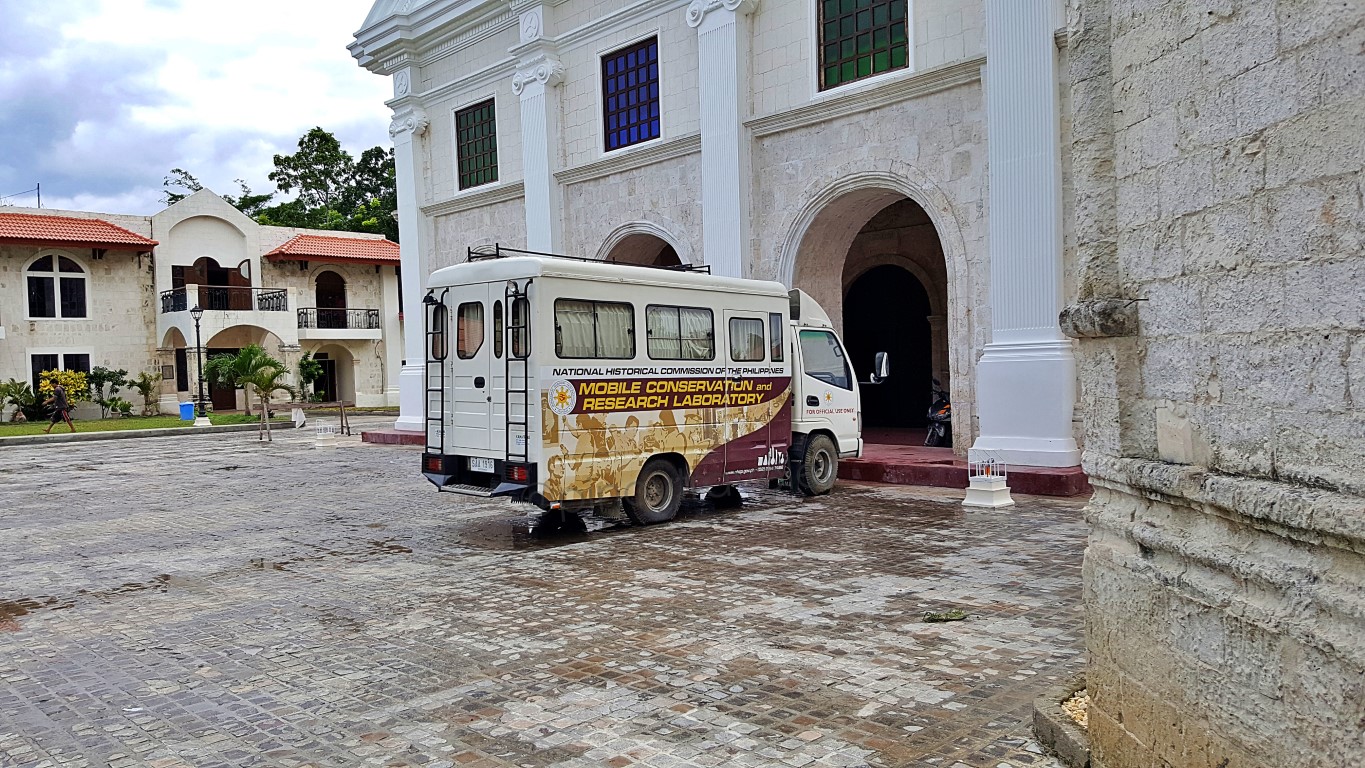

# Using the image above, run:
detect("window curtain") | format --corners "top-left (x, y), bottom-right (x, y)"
top-left (556, 300), bottom-right (597, 357)
top-left (594, 302), bottom-right (634, 358)
top-left (730, 318), bottom-right (765, 362)
top-left (647, 306), bottom-right (680, 359)
top-left (680, 308), bottom-right (713, 360)
top-left (457, 302), bottom-right (484, 359)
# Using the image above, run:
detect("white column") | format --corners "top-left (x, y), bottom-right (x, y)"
top-left (971, 0), bottom-right (1080, 467)
top-left (389, 104), bottom-right (430, 432)
top-left (513, 46), bottom-right (565, 253)
top-left (381, 265), bottom-right (402, 406)
top-left (688, 0), bottom-right (758, 278)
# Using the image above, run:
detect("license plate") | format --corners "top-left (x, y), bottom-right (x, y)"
top-left (468, 457), bottom-right (495, 474)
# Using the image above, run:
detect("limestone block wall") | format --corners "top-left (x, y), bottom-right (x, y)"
top-left (556, 3), bottom-right (699, 170)
top-left (1069, 0), bottom-right (1365, 766)
top-left (0, 241), bottom-right (158, 397)
top-left (430, 197), bottom-right (527, 272)
top-left (560, 152), bottom-right (703, 262)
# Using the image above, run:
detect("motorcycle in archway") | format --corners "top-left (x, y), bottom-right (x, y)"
top-left (924, 379), bottom-right (952, 447)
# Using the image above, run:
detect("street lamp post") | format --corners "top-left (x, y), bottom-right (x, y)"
top-left (190, 305), bottom-right (210, 426)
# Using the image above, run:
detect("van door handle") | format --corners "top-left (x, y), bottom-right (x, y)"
top-left (806, 396), bottom-right (819, 407)
top-left (475, 376), bottom-right (486, 388)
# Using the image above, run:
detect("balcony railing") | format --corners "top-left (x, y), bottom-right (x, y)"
top-left (298, 307), bottom-right (382, 330)
top-left (160, 286), bottom-right (289, 314)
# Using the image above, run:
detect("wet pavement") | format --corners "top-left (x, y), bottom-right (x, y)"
top-left (0, 421), bottom-right (1087, 768)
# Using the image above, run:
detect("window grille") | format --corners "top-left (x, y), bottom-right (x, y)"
top-left (818, 0), bottom-right (909, 90)
top-left (456, 99), bottom-right (498, 189)
top-left (602, 38), bottom-right (661, 152)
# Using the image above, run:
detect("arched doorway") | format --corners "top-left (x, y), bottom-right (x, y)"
top-left (311, 345), bottom-right (355, 403)
top-left (604, 233), bottom-right (681, 267)
top-left (203, 327), bottom-right (284, 412)
top-left (789, 192), bottom-right (951, 438)
top-left (316, 271), bottom-right (347, 329)
top-left (844, 265), bottom-right (932, 428)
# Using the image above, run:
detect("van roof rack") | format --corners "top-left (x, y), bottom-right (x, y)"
top-left (466, 243), bottom-right (711, 274)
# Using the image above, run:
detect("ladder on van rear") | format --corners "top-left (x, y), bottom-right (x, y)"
top-left (424, 289), bottom-right (448, 455)
top-left (504, 280), bottom-right (530, 467)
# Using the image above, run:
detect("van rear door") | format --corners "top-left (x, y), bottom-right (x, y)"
top-left (447, 284), bottom-right (495, 457)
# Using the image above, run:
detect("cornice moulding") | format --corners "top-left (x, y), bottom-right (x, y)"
top-left (553, 0), bottom-right (690, 50)
top-left (746, 56), bottom-right (985, 138)
top-left (554, 133), bottom-right (701, 186)
top-left (421, 181), bottom-right (526, 217)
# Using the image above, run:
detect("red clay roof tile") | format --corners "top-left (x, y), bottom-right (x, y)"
top-left (0, 212), bottom-right (157, 248)
top-left (264, 234), bottom-right (400, 265)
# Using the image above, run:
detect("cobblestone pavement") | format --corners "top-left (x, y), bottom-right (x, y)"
top-left (0, 423), bottom-right (1087, 768)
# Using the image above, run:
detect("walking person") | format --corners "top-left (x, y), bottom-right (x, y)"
top-left (43, 382), bottom-right (75, 434)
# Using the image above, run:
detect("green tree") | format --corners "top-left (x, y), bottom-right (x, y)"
top-left (297, 352), bottom-right (324, 400)
top-left (268, 127), bottom-right (354, 212)
top-left (0, 379), bottom-right (38, 422)
top-left (240, 361), bottom-right (295, 443)
top-left (88, 366), bottom-right (129, 419)
top-left (127, 371), bottom-right (162, 416)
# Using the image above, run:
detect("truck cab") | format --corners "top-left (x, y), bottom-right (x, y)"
top-left (786, 290), bottom-right (864, 495)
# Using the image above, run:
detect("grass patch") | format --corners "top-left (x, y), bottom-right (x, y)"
top-left (0, 413), bottom-right (286, 438)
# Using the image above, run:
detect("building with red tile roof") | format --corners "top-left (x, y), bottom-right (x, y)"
top-left (265, 233), bottom-right (400, 265)
top-left (0, 212), bottom-right (158, 250)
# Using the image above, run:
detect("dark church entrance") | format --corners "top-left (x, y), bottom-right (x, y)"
top-left (843, 265), bottom-right (933, 428)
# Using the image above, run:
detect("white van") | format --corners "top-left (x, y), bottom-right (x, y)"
top-left (420, 247), bottom-right (884, 524)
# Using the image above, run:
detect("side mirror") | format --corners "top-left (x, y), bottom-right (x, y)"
top-left (872, 352), bottom-right (890, 384)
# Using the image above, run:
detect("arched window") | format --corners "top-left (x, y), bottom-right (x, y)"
top-left (27, 255), bottom-right (88, 319)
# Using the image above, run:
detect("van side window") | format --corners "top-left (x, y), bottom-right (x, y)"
top-left (646, 305), bottom-right (714, 360)
top-left (798, 330), bottom-right (851, 390)
top-left (769, 312), bottom-right (784, 362)
top-left (492, 300), bottom-right (504, 358)
top-left (729, 318), bottom-right (765, 362)
top-left (511, 297), bottom-right (530, 358)
top-left (457, 302), bottom-right (484, 359)
top-left (555, 299), bottom-right (635, 359)
top-left (430, 303), bottom-right (449, 361)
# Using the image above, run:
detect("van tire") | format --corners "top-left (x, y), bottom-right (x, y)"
top-left (626, 460), bottom-right (683, 525)
top-left (797, 435), bottom-right (838, 496)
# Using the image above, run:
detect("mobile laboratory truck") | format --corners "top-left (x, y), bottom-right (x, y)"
top-left (421, 246), bottom-right (885, 524)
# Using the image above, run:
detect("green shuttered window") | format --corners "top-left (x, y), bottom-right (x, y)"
top-left (818, 0), bottom-right (909, 91)
top-left (456, 98), bottom-right (498, 190)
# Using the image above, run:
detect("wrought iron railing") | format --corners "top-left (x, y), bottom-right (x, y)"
top-left (159, 286), bottom-right (290, 314)
top-left (297, 308), bottom-right (382, 330)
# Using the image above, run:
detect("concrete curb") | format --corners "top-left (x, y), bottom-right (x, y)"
top-left (0, 422), bottom-right (295, 448)
top-left (1033, 673), bottom-right (1090, 768)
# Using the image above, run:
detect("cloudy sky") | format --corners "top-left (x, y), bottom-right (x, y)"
top-left (0, 0), bottom-right (393, 216)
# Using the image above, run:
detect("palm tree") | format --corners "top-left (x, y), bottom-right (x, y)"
top-left (202, 344), bottom-right (278, 416)
top-left (239, 361), bottom-right (296, 442)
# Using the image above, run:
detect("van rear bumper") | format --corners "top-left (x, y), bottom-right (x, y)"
top-left (422, 452), bottom-right (535, 499)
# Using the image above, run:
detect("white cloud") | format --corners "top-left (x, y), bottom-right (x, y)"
top-left (0, 0), bottom-right (393, 215)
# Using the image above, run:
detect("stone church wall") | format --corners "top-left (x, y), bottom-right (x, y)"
top-left (1068, 0), bottom-right (1364, 765)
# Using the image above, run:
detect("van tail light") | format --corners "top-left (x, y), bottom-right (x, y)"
top-left (505, 464), bottom-right (529, 483)
top-left (424, 455), bottom-right (444, 473)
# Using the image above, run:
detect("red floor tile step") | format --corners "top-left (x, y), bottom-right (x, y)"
top-left (840, 432), bottom-right (1091, 497)
top-left (361, 428), bottom-right (426, 446)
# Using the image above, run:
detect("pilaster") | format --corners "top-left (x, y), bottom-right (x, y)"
top-left (389, 102), bottom-right (430, 432)
top-left (688, 0), bottom-right (758, 278)
top-left (511, 6), bottom-right (564, 252)
top-left (971, 0), bottom-right (1080, 467)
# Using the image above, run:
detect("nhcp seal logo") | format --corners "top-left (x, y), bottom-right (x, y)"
top-left (547, 379), bottom-right (577, 416)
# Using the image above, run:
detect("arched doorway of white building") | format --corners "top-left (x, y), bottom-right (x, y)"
top-left (315, 270), bottom-right (347, 329)
top-left (310, 344), bottom-right (356, 404)
top-left (789, 192), bottom-right (951, 438)
top-left (203, 326), bottom-right (285, 411)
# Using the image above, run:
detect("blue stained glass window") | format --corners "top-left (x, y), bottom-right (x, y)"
top-left (602, 37), bottom-right (661, 151)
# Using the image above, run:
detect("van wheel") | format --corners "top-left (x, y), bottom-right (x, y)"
top-left (626, 460), bottom-right (683, 525)
top-left (798, 435), bottom-right (838, 496)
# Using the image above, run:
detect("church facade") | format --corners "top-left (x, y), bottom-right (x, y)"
top-left (351, 0), bottom-right (1085, 470)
